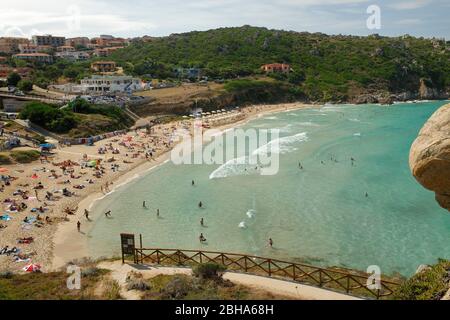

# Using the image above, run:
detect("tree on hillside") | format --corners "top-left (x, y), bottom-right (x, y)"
top-left (69, 97), bottom-right (92, 113)
top-left (17, 80), bottom-right (33, 92)
top-left (7, 72), bottom-right (21, 87)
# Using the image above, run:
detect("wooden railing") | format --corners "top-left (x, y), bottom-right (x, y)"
top-left (133, 248), bottom-right (401, 300)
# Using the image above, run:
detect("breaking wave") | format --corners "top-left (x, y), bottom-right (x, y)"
top-left (209, 132), bottom-right (308, 179)
top-left (252, 132), bottom-right (308, 156)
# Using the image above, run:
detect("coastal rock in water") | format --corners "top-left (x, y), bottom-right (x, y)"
top-left (409, 104), bottom-right (450, 211)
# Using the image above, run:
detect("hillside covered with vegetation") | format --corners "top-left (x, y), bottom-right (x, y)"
top-left (111, 26), bottom-right (450, 102)
top-left (19, 98), bottom-right (134, 138)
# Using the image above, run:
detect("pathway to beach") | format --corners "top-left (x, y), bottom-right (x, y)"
top-left (0, 102), bottom-right (313, 274)
top-left (97, 260), bottom-right (361, 300)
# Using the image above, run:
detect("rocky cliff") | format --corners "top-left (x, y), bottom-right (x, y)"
top-left (409, 104), bottom-right (450, 211)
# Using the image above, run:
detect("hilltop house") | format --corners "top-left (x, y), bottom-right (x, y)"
top-left (261, 63), bottom-right (292, 74)
top-left (32, 35), bottom-right (65, 47)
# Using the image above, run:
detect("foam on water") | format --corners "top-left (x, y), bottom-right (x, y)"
top-left (252, 132), bottom-right (308, 156)
top-left (298, 121), bottom-right (320, 127)
top-left (246, 209), bottom-right (256, 218)
top-left (209, 156), bottom-right (258, 179)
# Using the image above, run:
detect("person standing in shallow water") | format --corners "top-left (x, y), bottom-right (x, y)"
top-left (198, 201), bottom-right (203, 208)
top-left (269, 238), bottom-right (273, 248)
top-left (192, 180), bottom-right (195, 186)
top-left (200, 218), bottom-right (204, 227)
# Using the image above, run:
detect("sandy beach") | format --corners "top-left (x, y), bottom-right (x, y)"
top-left (0, 102), bottom-right (314, 273)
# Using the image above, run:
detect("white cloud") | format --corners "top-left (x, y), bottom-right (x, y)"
top-left (0, 0), bottom-right (447, 38)
top-left (395, 19), bottom-right (423, 25)
top-left (388, 0), bottom-right (433, 10)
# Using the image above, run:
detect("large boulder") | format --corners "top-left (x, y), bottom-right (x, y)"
top-left (409, 104), bottom-right (450, 211)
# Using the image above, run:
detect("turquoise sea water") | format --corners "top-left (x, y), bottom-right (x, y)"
top-left (87, 101), bottom-right (450, 276)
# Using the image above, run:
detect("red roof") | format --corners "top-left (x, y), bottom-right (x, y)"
top-left (14, 53), bottom-right (50, 57)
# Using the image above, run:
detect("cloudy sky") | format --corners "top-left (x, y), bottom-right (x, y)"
top-left (0, 0), bottom-right (448, 39)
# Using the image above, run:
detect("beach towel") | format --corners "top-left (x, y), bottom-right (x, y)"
top-left (0, 215), bottom-right (11, 221)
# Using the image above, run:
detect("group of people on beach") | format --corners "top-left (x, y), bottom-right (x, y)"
top-left (0, 121), bottom-right (185, 271)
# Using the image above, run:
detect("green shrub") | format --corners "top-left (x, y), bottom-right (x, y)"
top-left (10, 150), bottom-right (41, 163)
top-left (193, 263), bottom-right (226, 280)
top-left (126, 279), bottom-right (150, 291)
top-left (0, 154), bottom-right (12, 165)
top-left (17, 80), bottom-right (33, 92)
top-left (161, 275), bottom-right (192, 299)
top-left (0, 271), bottom-right (13, 279)
top-left (393, 260), bottom-right (450, 300)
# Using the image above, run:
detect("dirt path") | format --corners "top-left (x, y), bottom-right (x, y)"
top-left (97, 261), bottom-right (361, 300)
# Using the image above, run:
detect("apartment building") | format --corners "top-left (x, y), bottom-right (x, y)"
top-left (0, 37), bottom-right (30, 54)
top-left (94, 47), bottom-right (124, 57)
top-left (32, 35), bottom-right (66, 47)
top-left (65, 37), bottom-right (90, 48)
top-left (57, 46), bottom-right (76, 52)
top-left (13, 53), bottom-right (53, 63)
top-left (55, 51), bottom-right (90, 61)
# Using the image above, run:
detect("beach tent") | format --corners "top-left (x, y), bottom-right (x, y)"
top-left (40, 143), bottom-right (54, 149)
top-left (23, 264), bottom-right (41, 272)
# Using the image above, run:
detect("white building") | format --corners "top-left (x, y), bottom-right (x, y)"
top-left (81, 75), bottom-right (142, 94)
top-left (55, 51), bottom-right (91, 61)
top-left (50, 75), bottom-right (144, 94)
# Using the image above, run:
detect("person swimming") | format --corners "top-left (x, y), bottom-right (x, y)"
top-left (192, 180), bottom-right (195, 186)
top-left (105, 210), bottom-right (112, 217)
top-left (199, 233), bottom-right (207, 243)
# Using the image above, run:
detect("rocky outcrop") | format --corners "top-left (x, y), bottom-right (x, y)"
top-left (409, 104), bottom-right (450, 211)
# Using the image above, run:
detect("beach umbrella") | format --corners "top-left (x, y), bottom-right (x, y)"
top-left (0, 168), bottom-right (8, 173)
top-left (23, 264), bottom-right (41, 272)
